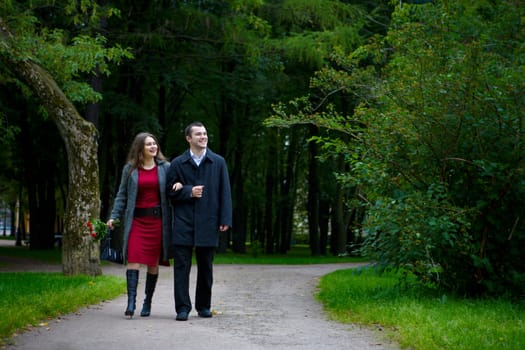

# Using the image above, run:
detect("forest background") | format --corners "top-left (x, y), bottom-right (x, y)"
top-left (0, 0), bottom-right (524, 298)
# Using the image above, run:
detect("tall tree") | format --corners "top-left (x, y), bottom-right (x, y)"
top-left (0, 41), bottom-right (101, 274)
top-left (0, 2), bottom-right (131, 275)
top-left (263, 0), bottom-right (392, 254)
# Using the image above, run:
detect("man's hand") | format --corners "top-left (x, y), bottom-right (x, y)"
top-left (192, 185), bottom-right (204, 198)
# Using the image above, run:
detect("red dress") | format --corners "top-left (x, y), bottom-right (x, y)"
top-left (127, 166), bottom-right (163, 266)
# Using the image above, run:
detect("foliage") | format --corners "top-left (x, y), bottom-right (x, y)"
top-left (359, 0), bottom-right (525, 297)
top-left (0, 113), bottom-right (18, 147)
top-left (1, 6), bottom-right (133, 104)
top-left (317, 267), bottom-right (525, 350)
top-left (268, 0), bottom-right (525, 297)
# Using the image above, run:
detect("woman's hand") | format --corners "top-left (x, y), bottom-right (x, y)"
top-left (106, 218), bottom-right (120, 230)
top-left (172, 182), bottom-right (183, 191)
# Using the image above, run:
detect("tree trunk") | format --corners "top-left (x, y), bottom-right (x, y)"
top-left (278, 129), bottom-right (300, 254)
top-left (307, 125), bottom-right (320, 256)
top-left (331, 187), bottom-right (347, 255)
top-left (331, 155), bottom-right (348, 256)
top-left (217, 85), bottom-right (234, 253)
top-left (23, 117), bottom-right (61, 250)
top-left (231, 141), bottom-right (246, 253)
top-left (318, 198), bottom-right (330, 256)
top-left (1, 42), bottom-right (102, 275)
top-left (264, 130), bottom-right (277, 254)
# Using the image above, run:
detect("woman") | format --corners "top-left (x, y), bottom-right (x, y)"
top-left (107, 132), bottom-right (181, 319)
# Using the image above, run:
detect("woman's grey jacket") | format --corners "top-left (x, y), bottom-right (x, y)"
top-left (109, 159), bottom-right (171, 263)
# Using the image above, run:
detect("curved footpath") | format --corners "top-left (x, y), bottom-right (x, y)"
top-left (2, 250), bottom-right (399, 350)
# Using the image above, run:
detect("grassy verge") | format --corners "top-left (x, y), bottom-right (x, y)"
top-left (317, 267), bottom-right (525, 350)
top-left (214, 245), bottom-right (367, 264)
top-left (0, 241), bottom-right (365, 265)
top-left (0, 273), bottom-right (125, 347)
top-left (0, 245), bottom-right (62, 264)
top-left (0, 241), bottom-right (124, 346)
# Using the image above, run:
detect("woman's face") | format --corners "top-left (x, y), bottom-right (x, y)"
top-left (142, 136), bottom-right (158, 159)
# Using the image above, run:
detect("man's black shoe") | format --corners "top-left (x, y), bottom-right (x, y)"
top-left (198, 309), bottom-right (212, 318)
top-left (176, 311), bottom-right (189, 321)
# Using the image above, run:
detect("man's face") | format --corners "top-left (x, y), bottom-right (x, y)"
top-left (187, 126), bottom-right (208, 150)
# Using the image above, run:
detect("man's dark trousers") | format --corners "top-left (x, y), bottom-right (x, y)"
top-left (173, 245), bottom-right (215, 313)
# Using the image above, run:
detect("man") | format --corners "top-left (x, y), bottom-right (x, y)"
top-left (166, 121), bottom-right (232, 321)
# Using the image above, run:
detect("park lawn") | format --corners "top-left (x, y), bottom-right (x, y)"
top-left (213, 244), bottom-right (367, 264)
top-left (0, 244), bottom-right (62, 264)
top-left (0, 242), bottom-right (125, 346)
top-left (317, 267), bottom-right (525, 350)
top-left (0, 273), bottom-right (125, 347)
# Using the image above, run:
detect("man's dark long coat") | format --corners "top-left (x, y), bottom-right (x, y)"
top-left (166, 148), bottom-right (232, 249)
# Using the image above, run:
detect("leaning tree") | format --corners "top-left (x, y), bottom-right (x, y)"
top-left (0, 3), bottom-right (130, 275)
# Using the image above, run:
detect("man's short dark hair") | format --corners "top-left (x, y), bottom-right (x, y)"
top-left (184, 121), bottom-right (204, 137)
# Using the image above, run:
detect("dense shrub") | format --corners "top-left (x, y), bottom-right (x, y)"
top-left (357, 1), bottom-right (525, 297)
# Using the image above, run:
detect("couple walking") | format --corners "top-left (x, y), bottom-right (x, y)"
top-left (106, 121), bottom-right (232, 321)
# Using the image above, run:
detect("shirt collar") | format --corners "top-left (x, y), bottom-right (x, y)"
top-left (190, 149), bottom-right (207, 166)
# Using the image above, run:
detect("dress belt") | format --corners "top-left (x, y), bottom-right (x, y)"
top-left (134, 206), bottom-right (161, 218)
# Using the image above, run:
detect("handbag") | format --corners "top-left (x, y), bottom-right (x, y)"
top-left (100, 229), bottom-right (124, 264)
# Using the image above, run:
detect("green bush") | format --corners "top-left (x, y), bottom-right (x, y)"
top-left (268, 1), bottom-right (525, 297)
top-left (357, 1), bottom-right (525, 297)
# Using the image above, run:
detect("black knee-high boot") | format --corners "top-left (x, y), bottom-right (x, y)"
top-left (125, 269), bottom-right (139, 318)
top-left (140, 273), bottom-right (158, 317)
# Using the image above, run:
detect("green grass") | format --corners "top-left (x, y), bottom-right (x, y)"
top-left (317, 267), bottom-right (525, 350)
top-left (1, 241), bottom-right (365, 266)
top-left (0, 273), bottom-right (125, 346)
top-left (0, 245), bottom-right (62, 264)
top-left (0, 239), bottom-right (125, 346)
top-left (214, 245), bottom-right (367, 264)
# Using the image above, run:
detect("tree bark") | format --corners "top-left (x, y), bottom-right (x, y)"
top-left (264, 130), bottom-right (277, 254)
top-left (307, 125), bottom-right (320, 256)
top-left (278, 129), bottom-right (300, 254)
top-left (331, 156), bottom-right (348, 256)
top-left (1, 24), bottom-right (102, 275)
top-left (231, 141), bottom-right (246, 253)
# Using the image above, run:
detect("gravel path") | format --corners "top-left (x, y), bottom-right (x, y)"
top-left (2, 247), bottom-right (399, 350)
